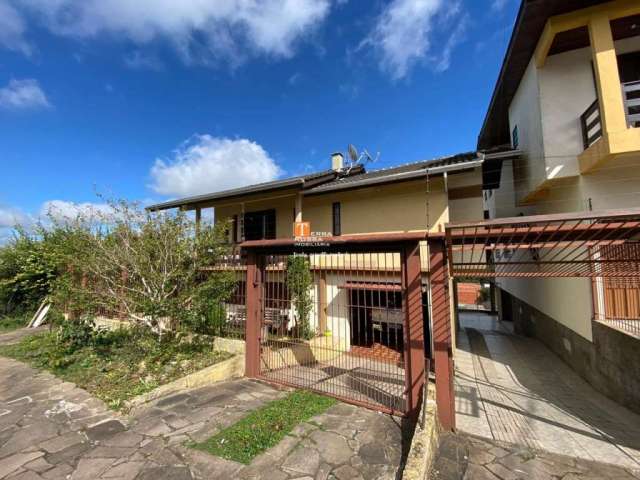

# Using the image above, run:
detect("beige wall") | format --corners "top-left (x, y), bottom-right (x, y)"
top-left (215, 194), bottom-right (297, 240)
top-left (212, 175), bottom-right (482, 239)
top-left (304, 177), bottom-right (450, 235)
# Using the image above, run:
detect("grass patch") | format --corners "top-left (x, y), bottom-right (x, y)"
top-left (0, 315), bottom-right (27, 333)
top-left (189, 389), bottom-right (336, 464)
top-left (0, 327), bottom-right (231, 411)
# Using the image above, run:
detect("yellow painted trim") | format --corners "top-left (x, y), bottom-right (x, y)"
top-left (579, 129), bottom-right (640, 173)
top-left (589, 12), bottom-right (628, 136)
top-left (519, 181), bottom-right (551, 205)
top-left (534, 0), bottom-right (640, 68)
top-left (578, 136), bottom-right (613, 173)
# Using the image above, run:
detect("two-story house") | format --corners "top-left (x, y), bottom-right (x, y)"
top-left (479, 0), bottom-right (640, 409)
top-left (147, 151), bottom-right (493, 366)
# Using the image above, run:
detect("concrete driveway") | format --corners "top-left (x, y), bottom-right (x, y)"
top-left (0, 330), bottom-right (410, 480)
top-left (453, 312), bottom-right (640, 478)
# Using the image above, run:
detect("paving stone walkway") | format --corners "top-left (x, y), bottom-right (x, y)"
top-left (454, 312), bottom-right (640, 471)
top-left (0, 330), bottom-right (410, 480)
top-left (433, 432), bottom-right (640, 480)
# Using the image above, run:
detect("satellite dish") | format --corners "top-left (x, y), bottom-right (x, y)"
top-left (344, 145), bottom-right (380, 173)
top-left (348, 144), bottom-right (359, 163)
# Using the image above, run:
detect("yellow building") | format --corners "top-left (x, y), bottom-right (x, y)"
top-left (148, 151), bottom-right (488, 241)
top-left (146, 150), bottom-right (501, 373)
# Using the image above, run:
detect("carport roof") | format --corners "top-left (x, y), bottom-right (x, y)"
top-left (445, 208), bottom-right (640, 278)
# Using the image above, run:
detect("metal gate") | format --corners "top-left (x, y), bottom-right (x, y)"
top-left (256, 251), bottom-right (408, 414)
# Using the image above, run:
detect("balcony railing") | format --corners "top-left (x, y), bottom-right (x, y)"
top-left (623, 80), bottom-right (640, 128)
top-left (580, 99), bottom-right (602, 150)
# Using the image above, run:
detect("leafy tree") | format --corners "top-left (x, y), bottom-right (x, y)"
top-left (0, 225), bottom-right (77, 315)
top-left (1, 198), bottom-right (236, 336)
top-left (56, 200), bottom-right (234, 333)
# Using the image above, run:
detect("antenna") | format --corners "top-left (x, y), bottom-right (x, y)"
top-left (348, 144), bottom-right (359, 163)
top-left (362, 149), bottom-right (380, 163)
top-left (345, 145), bottom-right (380, 171)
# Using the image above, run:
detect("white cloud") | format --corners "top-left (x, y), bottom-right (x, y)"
top-left (8, 0), bottom-right (331, 67)
top-left (0, 206), bottom-right (28, 229)
top-left (360, 0), bottom-right (466, 80)
top-left (150, 135), bottom-right (281, 198)
top-left (0, 206), bottom-right (30, 244)
top-left (0, 0), bottom-right (32, 55)
top-left (288, 72), bottom-right (302, 86)
top-left (433, 13), bottom-right (468, 72)
top-left (40, 200), bottom-right (114, 222)
top-left (124, 50), bottom-right (164, 71)
top-left (491, 0), bottom-right (509, 11)
top-left (0, 78), bottom-right (50, 110)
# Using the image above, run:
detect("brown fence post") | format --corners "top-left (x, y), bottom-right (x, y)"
top-left (245, 251), bottom-right (262, 378)
top-left (429, 238), bottom-right (456, 431)
top-left (403, 241), bottom-right (426, 418)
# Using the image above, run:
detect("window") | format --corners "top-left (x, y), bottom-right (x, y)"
top-left (332, 202), bottom-right (341, 236)
top-left (512, 125), bottom-right (519, 149)
top-left (243, 209), bottom-right (276, 240)
top-left (232, 215), bottom-right (238, 243)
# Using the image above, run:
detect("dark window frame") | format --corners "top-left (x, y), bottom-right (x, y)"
top-left (243, 209), bottom-right (276, 241)
top-left (232, 214), bottom-right (238, 243)
top-left (332, 202), bottom-right (341, 236)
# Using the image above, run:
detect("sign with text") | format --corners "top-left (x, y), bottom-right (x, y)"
top-left (293, 221), bottom-right (311, 237)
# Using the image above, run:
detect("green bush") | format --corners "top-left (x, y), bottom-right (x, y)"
top-left (185, 273), bottom-right (236, 335)
top-left (56, 318), bottom-right (102, 353)
top-left (0, 198), bottom-right (235, 336)
top-left (286, 255), bottom-right (314, 340)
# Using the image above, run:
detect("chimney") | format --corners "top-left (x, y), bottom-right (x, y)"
top-left (331, 152), bottom-right (344, 171)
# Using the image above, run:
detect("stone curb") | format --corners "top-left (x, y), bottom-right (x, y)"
top-left (402, 380), bottom-right (439, 480)
top-left (125, 338), bottom-right (246, 411)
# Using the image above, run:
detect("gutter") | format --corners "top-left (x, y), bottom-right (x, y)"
top-left (146, 177), bottom-right (305, 211)
top-left (425, 157), bottom-right (484, 176)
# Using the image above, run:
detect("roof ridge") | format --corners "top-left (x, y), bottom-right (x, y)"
top-left (345, 150), bottom-right (478, 176)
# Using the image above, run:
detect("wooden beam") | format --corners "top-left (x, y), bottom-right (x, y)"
top-left (429, 239), bottom-right (455, 431)
top-left (245, 252), bottom-right (262, 378)
top-left (403, 241), bottom-right (426, 419)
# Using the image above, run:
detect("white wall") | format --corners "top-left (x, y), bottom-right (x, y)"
top-left (538, 47), bottom-right (596, 180)
top-left (508, 59), bottom-right (546, 204)
top-left (509, 36), bottom-right (640, 198)
top-left (497, 37), bottom-right (640, 341)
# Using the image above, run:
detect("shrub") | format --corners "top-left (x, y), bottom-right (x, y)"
top-left (286, 255), bottom-right (314, 340)
top-left (56, 318), bottom-right (102, 353)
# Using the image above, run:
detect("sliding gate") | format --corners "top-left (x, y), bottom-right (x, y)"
top-left (241, 243), bottom-right (428, 416)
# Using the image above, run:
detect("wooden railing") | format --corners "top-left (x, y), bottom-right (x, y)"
top-left (623, 80), bottom-right (640, 128)
top-left (580, 99), bottom-right (602, 150)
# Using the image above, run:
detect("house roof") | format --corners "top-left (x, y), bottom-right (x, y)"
top-left (146, 167), bottom-right (362, 211)
top-left (477, 0), bottom-right (609, 150)
top-left (145, 152), bottom-right (486, 211)
top-left (303, 152), bottom-right (481, 195)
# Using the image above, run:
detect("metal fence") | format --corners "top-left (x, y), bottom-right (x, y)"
top-left (204, 252), bottom-right (247, 340)
top-left (256, 251), bottom-right (408, 414)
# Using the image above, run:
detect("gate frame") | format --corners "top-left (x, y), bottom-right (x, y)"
top-left (240, 234), bottom-right (435, 419)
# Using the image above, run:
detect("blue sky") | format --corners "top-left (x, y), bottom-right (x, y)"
top-left (0, 0), bottom-right (518, 237)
